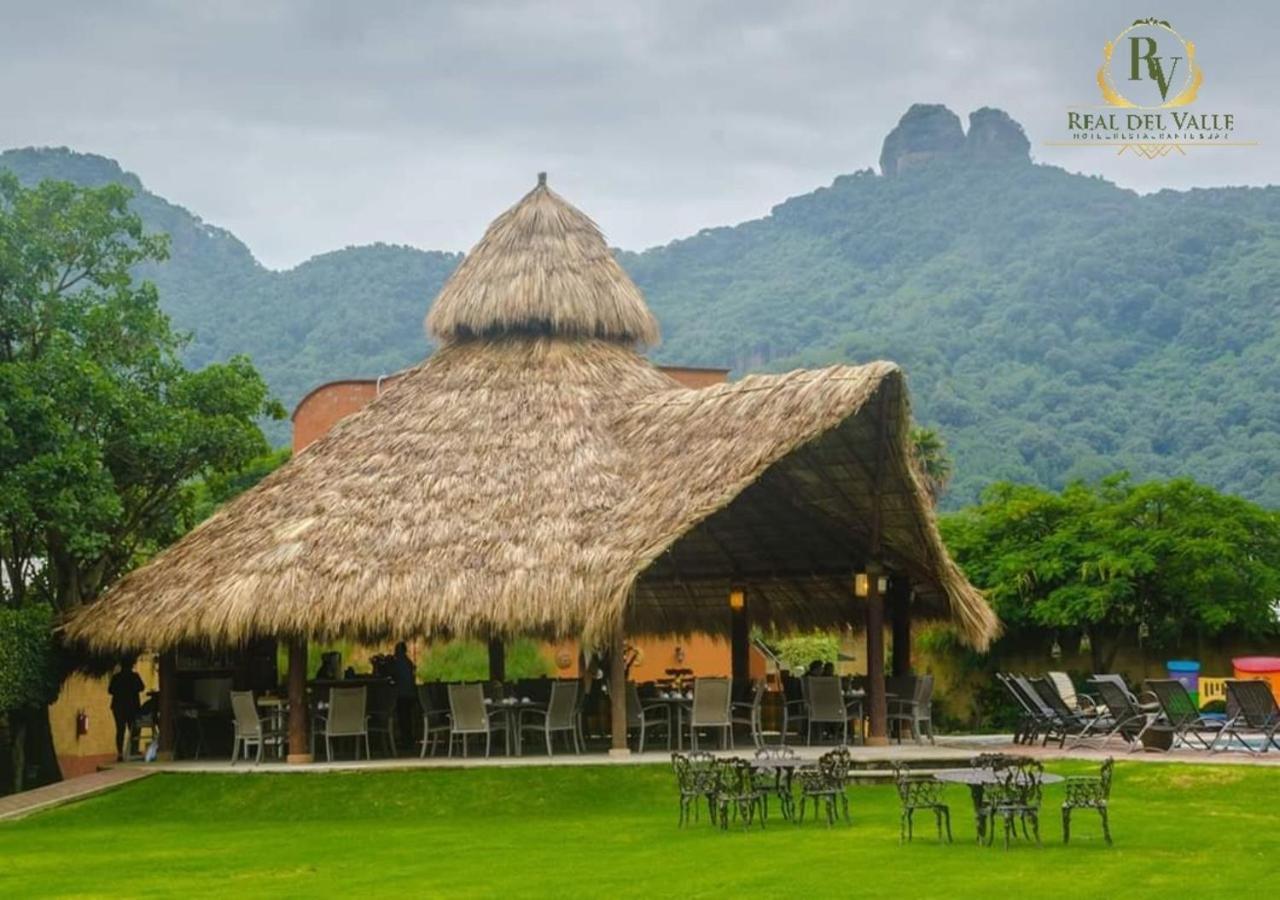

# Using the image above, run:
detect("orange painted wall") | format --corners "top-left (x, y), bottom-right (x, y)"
top-left (51, 658), bottom-right (159, 776)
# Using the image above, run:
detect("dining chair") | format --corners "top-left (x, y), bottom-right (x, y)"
top-left (318, 686), bottom-right (370, 761)
top-left (626, 681), bottom-right (671, 753)
top-left (447, 682), bottom-right (507, 757)
top-left (689, 677), bottom-right (732, 750)
top-left (229, 690), bottom-right (284, 764)
top-left (417, 683), bottom-right (451, 758)
top-left (520, 680), bottom-right (581, 755)
top-left (805, 676), bottom-right (849, 745)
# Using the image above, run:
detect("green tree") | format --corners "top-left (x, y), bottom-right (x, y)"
top-left (941, 474), bottom-right (1280, 672)
top-left (909, 425), bottom-right (953, 504)
top-left (0, 173), bottom-right (282, 790)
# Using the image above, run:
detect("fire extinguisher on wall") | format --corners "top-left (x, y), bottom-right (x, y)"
top-left (76, 709), bottom-right (89, 738)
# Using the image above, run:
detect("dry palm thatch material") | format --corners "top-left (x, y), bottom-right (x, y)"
top-left (65, 176), bottom-right (997, 654)
top-left (426, 174), bottom-right (660, 347)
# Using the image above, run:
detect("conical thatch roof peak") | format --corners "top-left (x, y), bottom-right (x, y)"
top-left (426, 175), bottom-right (661, 347)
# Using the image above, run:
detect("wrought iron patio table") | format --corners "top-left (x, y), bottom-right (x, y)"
top-left (934, 768), bottom-right (1064, 841)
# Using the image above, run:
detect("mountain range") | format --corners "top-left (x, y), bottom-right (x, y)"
top-left (4, 103), bottom-right (1278, 508)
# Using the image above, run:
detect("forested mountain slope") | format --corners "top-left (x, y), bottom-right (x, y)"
top-left (5, 105), bottom-right (1277, 506)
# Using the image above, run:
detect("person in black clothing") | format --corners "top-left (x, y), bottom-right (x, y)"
top-left (107, 658), bottom-right (146, 762)
top-left (390, 642), bottom-right (418, 752)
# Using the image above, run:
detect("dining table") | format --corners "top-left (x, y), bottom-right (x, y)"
top-left (484, 697), bottom-right (546, 756)
top-left (934, 767), bottom-right (1065, 841)
top-left (648, 693), bottom-right (693, 749)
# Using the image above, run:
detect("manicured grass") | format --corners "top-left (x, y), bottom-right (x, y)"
top-left (1, 760), bottom-right (1277, 897)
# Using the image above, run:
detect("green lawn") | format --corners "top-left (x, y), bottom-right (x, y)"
top-left (1, 760), bottom-right (1276, 898)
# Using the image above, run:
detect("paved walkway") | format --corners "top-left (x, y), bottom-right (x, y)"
top-left (0, 767), bottom-right (153, 822)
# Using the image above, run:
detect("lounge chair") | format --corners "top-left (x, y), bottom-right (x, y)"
top-left (689, 677), bottom-right (732, 750)
top-left (1062, 757), bottom-right (1114, 845)
top-left (890, 761), bottom-right (951, 843)
top-left (447, 682), bottom-right (507, 757)
top-left (805, 676), bottom-right (850, 745)
top-left (1085, 677), bottom-right (1151, 751)
top-left (1144, 679), bottom-right (1227, 750)
top-left (887, 673), bottom-right (935, 744)
top-left (317, 686), bottom-right (370, 761)
top-left (520, 680), bottom-right (581, 756)
top-left (1219, 680), bottom-right (1280, 754)
top-left (229, 690), bottom-right (284, 764)
top-left (1028, 676), bottom-right (1097, 747)
top-left (997, 673), bottom-right (1047, 744)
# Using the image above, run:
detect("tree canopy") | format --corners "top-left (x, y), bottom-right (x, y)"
top-left (940, 474), bottom-right (1280, 670)
top-left (0, 172), bottom-right (282, 617)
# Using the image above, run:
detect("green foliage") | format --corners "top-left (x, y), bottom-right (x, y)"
top-left (0, 605), bottom-right (58, 711)
top-left (417, 640), bottom-right (553, 682)
top-left (941, 474), bottom-right (1280, 668)
top-left (0, 172), bottom-right (280, 613)
top-left (770, 632), bottom-right (840, 672)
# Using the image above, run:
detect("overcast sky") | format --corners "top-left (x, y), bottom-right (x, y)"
top-left (2, 1), bottom-right (1275, 269)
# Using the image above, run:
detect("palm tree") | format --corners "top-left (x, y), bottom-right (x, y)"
top-left (909, 426), bottom-right (953, 505)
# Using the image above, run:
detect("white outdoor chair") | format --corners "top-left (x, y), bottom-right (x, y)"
top-left (447, 682), bottom-right (507, 758)
top-left (731, 680), bottom-right (766, 748)
top-left (887, 674), bottom-right (936, 744)
top-left (520, 681), bottom-right (581, 756)
top-left (805, 676), bottom-right (850, 745)
top-left (689, 677), bottom-right (732, 750)
top-left (417, 684), bottom-right (451, 758)
top-left (316, 686), bottom-right (370, 761)
top-left (625, 682), bottom-right (671, 753)
top-left (229, 690), bottom-right (284, 764)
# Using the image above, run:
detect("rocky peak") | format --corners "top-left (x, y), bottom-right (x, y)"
top-left (878, 104), bottom-right (965, 177)
top-left (965, 107), bottom-right (1031, 164)
top-left (879, 104), bottom-right (1031, 176)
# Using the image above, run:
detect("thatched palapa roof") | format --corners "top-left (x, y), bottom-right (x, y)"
top-left (66, 175), bottom-right (998, 653)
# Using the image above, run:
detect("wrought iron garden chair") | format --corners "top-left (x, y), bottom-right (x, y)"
top-left (671, 751), bottom-right (719, 827)
top-left (712, 757), bottom-right (766, 830)
top-left (890, 762), bottom-right (951, 843)
top-left (753, 745), bottom-right (799, 821)
top-left (1145, 679), bottom-right (1227, 750)
top-left (1062, 757), bottom-right (1114, 845)
top-left (796, 746), bottom-right (851, 826)
top-left (985, 758), bottom-right (1043, 849)
top-left (1220, 680), bottom-right (1280, 754)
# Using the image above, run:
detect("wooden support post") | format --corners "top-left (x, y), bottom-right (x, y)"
top-left (890, 576), bottom-right (912, 679)
top-left (487, 638), bottom-right (506, 684)
top-left (729, 586), bottom-right (749, 685)
top-left (865, 566), bottom-right (888, 746)
top-left (609, 620), bottom-right (630, 757)
top-left (286, 637), bottom-right (312, 764)
top-left (156, 650), bottom-right (177, 761)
